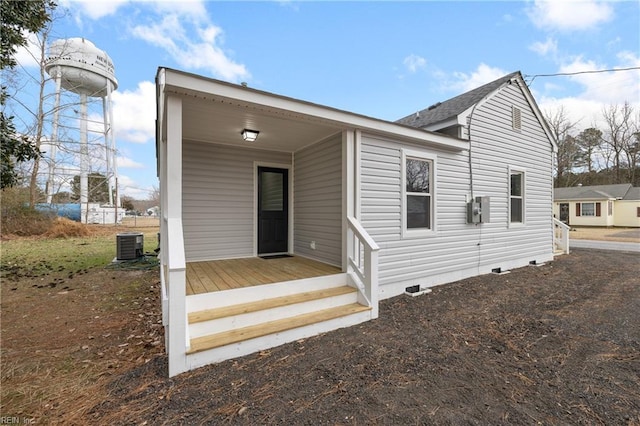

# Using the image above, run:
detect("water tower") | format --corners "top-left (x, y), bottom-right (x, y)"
top-left (44, 38), bottom-right (119, 223)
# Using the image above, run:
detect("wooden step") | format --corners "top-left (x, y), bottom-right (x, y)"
top-left (187, 303), bottom-right (371, 354)
top-left (188, 286), bottom-right (356, 324)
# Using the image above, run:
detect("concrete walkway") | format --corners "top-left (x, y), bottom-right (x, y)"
top-left (571, 239), bottom-right (640, 252)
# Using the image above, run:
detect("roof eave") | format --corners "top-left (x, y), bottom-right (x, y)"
top-left (159, 67), bottom-right (469, 152)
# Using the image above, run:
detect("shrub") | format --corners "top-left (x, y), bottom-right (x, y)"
top-left (44, 217), bottom-right (91, 238)
top-left (1, 187), bottom-right (54, 236)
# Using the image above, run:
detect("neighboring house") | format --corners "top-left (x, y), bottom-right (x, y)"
top-left (156, 68), bottom-right (557, 376)
top-left (553, 184), bottom-right (640, 227)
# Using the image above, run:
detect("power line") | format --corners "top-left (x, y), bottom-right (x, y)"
top-left (524, 66), bottom-right (640, 85)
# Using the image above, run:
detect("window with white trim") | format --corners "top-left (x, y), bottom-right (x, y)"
top-left (510, 170), bottom-right (524, 223)
top-left (581, 203), bottom-right (595, 216)
top-left (402, 149), bottom-right (435, 237)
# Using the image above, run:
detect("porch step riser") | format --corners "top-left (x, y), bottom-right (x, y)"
top-left (186, 273), bottom-right (347, 313)
top-left (186, 309), bottom-right (372, 370)
top-left (188, 291), bottom-right (358, 339)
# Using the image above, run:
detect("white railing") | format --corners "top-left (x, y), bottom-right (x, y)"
top-left (553, 218), bottom-right (570, 254)
top-left (346, 216), bottom-right (380, 318)
top-left (162, 217), bottom-right (188, 377)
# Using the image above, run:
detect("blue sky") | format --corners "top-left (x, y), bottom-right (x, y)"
top-left (14, 0), bottom-right (640, 199)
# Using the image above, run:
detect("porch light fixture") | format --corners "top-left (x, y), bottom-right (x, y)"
top-left (241, 129), bottom-right (260, 142)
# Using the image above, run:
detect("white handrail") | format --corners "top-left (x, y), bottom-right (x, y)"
top-left (347, 216), bottom-right (380, 251)
top-left (553, 218), bottom-right (570, 254)
top-left (346, 216), bottom-right (379, 318)
top-left (163, 217), bottom-right (188, 376)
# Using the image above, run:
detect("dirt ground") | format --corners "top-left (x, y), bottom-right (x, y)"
top-left (1, 231), bottom-right (639, 424)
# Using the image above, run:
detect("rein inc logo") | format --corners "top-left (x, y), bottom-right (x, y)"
top-left (0, 417), bottom-right (35, 424)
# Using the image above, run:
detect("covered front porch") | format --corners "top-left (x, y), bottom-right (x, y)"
top-left (157, 68), bottom-right (383, 376)
top-left (185, 256), bottom-right (342, 295)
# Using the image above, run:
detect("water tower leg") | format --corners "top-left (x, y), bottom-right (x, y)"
top-left (103, 94), bottom-right (113, 207)
top-left (107, 81), bottom-right (120, 212)
top-left (80, 93), bottom-right (88, 223)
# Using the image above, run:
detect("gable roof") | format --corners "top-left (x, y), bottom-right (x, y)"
top-left (623, 186), bottom-right (640, 201)
top-left (554, 183), bottom-right (633, 201)
top-left (396, 71), bottom-right (521, 128)
top-left (395, 71), bottom-right (556, 152)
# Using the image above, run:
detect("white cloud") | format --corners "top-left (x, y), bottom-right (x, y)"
top-left (117, 156), bottom-right (145, 169)
top-left (15, 32), bottom-right (41, 68)
top-left (111, 81), bottom-right (156, 144)
top-left (60, 0), bottom-right (129, 20)
top-left (538, 94), bottom-right (604, 130)
top-left (558, 53), bottom-right (640, 105)
top-left (117, 174), bottom-right (156, 199)
top-left (151, 0), bottom-right (208, 21)
top-left (527, 0), bottom-right (614, 31)
top-left (59, 0), bottom-right (248, 81)
top-left (530, 37), bottom-right (558, 57)
top-left (130, 13), bottom-right (249, 82)
top-left (403, 54), bottom-right (426, 73)
top-left (451, 63), bottom-right (509, 92)
top-left (536, 52), bottom-right (640, 132)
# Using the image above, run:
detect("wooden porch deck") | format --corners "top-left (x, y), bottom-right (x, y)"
top-left (186, 256), bottom-right (342, 295)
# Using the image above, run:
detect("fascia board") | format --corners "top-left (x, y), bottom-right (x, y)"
top-left (423, 117), bottom-right (461, 132)
top-left (161, 68), bottom-right (468, 152)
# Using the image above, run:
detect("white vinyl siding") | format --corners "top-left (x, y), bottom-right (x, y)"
top-left (182, 140), bottom-right (291, 262)
top-left (294, 134), bottom-right (342, 267)
top-left (360, 81), bottom-right (554, 297)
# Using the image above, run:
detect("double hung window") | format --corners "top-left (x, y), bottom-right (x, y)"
top-left (510, 170), bottom-right (524, 224)
top-left (402, 149), bottom-right (435, 237)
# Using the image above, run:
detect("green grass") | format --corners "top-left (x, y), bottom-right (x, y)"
top-left (0, 231), bottom-right (159, 280)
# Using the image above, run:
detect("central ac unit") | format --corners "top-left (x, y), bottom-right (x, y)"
top-left (116, 233), bottom-right (144, 260)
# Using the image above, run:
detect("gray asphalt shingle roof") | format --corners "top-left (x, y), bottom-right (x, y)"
top-left (396, 71), bottom-right (521, 128)
top-left (623, 186), bottom-right (640, 201)
top-left (554, 183), bottom-right (634, 200)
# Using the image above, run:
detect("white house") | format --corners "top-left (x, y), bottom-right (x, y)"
top-left (156, 68), bottom-right (558, 376)
top-left (554, 183), bottom-right (640, 227)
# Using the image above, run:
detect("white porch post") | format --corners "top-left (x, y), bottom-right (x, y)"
top-left (165, 95), bottom-right (187, 377)
top-left (342, 130), bottom-right (355, 271)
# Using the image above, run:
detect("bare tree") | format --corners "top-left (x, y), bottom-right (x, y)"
top-left (545, 106), bottom-right (579, 187)
top-left (4, 5), bottom-right (72, 206)
top-left (622, 108), bottom-right (640, 185)
top-left (149, 185), bottom-right (160, 206)
top-left (26, 27), bottom-right (51, 207)
top-left (601, 102), bottom-right (634, 184)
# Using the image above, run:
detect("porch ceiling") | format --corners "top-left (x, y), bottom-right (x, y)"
top-left (181, 95), bottom-right (343, 153)
top-left (160, 68), bottom-right (469, 153)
